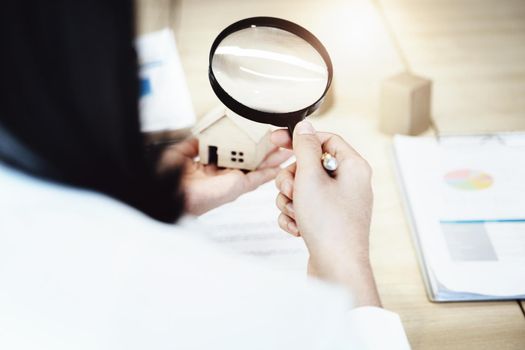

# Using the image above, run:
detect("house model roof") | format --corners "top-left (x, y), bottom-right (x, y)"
top-left (193, 105), bottom-right (270, 143)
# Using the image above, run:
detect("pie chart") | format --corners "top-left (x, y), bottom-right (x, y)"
top-left (444, 169), bottom-right (493, 190)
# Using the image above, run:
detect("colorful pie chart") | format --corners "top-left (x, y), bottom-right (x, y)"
top-left (444, 169), bottom-right (493, 190)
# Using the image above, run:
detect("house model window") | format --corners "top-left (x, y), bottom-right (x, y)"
top-left (193, 106), bottom-right (272, 171)
top-left (230, 151), bottom-right (245, 163)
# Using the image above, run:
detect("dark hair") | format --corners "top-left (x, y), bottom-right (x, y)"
top-left (0, 1), bottom-right (185, 223)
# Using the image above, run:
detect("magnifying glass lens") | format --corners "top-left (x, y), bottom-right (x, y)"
top-left (212, 27), bottom-right (329, 114)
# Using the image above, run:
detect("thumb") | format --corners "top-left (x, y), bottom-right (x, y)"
top-left (293, 120), bottom-right (323, 175)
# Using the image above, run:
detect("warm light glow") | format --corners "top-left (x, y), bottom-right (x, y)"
top-left (215, 46), bottom-right (327, 74)
top-left (346, 10), bottom-right (384, 51)
top-left (239, 66), bottom-right (325, 83)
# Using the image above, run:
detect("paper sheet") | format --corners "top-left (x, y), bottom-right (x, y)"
top-left (394, 135), bottom-right (525, 298)
top-left (196, 182), bottom-right (309, 272)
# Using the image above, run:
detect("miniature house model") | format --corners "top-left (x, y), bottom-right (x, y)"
top-left (194, 106), bottom-right (272, 171)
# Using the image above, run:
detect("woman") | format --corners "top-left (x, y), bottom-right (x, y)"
top-left (0, 1), bottom-right (409, 348)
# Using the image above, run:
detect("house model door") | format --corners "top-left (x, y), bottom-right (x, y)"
top-left (208, 145), bottom-right (218, 165)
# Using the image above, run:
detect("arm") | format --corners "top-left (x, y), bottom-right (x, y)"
top-left (272, 121), bottom-right (410, 348)
top-left (271, 120), bottom-right (380, 306)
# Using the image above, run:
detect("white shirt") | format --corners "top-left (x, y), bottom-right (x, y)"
top-left (0, 163), bottom-right (410, 349)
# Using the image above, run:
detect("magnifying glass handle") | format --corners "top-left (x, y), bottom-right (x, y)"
top-left (286, 120), bottom-right (299, 137)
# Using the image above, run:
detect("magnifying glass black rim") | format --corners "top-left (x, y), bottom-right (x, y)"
top-left (208, 16), bottom-right (333, 128)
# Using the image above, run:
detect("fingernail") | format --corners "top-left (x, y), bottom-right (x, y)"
top-left (286, 202), bottom-right (294, 215)
top-left (295, 120), bottom-right (315, 135)
top-left (287, 221), bottom-right (299, 235)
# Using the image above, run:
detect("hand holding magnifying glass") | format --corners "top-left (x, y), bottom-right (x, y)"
top-left (208, 17), bottom-right (337, 173)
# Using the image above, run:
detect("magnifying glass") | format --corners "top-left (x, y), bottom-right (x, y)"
top-left (208, 17), bottom-right (337, 171)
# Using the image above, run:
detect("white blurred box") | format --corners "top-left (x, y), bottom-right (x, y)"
top-left (136, 28), bottom-right (196, 134)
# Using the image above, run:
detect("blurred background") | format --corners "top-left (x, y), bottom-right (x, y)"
top-left (137, 0), bottom-right (525, 134)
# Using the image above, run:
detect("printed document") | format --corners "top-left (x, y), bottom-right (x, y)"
top-left (197, 182), bottom-right (308, 272)
top-left (394, 134), bottom-right (525, 301)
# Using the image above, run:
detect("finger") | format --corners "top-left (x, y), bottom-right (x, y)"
top-left (314, 132), bottom-right (364, 162)
top-left (293, 124), bottom-right (368, 178)
top-left (278, 213), bottom-right (300, 237)
top-left (313, 132), bottom-right (371, 178)
top-left (285, 161), bottom-right (297, 175)
top-left (158, 138), bottom-right (200, 173)
top-left (271, 129), bottom-right (292, 149)
top-left (274, 125), bottom-right (364, 169)
top-left (292, 120), bottom-right (325, 176)
top-left (243, 167), bottom-right (280, 192)
top-left (258, 148), bottom-right (294, 169)
top-left (171, 137), bottom-right (199, 158)
top-left (275, 192), bottom-right (295, 219)
top-left (275, 162), bottom-right (296, 199)
top-left (203, 163), bottom-right (221, 175)
top-left (273, 126), bottom-right (364, 158)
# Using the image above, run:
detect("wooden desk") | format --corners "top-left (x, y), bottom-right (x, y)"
top-left (138, 0), bottom-right (525, 348)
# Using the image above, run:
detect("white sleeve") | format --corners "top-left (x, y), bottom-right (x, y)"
top-left (346, 307), bottom-right (411, 350)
